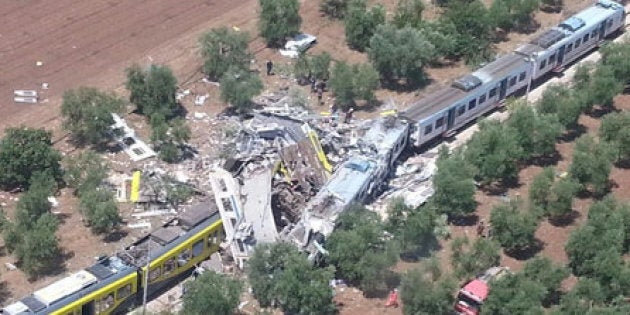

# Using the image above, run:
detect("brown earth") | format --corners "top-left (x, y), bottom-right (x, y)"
top-left (0, 0), bottom-right (615, 312)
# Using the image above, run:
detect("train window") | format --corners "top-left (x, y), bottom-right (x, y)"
top-left (489, 88), bottom-right (497, 98)
top-left (607, 19), bottom-right (613, 29)
top-left (566, 43), bottom-right (573, 53)
top-left (549, 54), bottom-right (556, 64)
top-left (583, 34), bottom-right (589, 42)
top-left (424, 125), bottom-right (433, 135)
top-left (178, 248), bottom-right (192, 266)
top-left (435, 117), bottom-right (444, 128)
top-left (117, 284), bottom-right (132, 300)
top-left (468, 99), bottom-right (477, 110)
top-left (509, 77), bottom-right (517, 87)
top-left (575, 39), bottom-right (581, 48)
top-left (457, 105), bottom-right (466, 116)
top-left (164, 258), bottom-right (176, 275)
top-left (96, 293), bottom-right (114, 312)
top-left (479, 94), bottom-right (486, 105)
top-left (591, 30), bottom-right (597, 38)
top-left (192, 239), bottom-right (204, 257)
top-left (539, 60), bottom-right (547, 70)
top-left (519, 72), bottom-right (526, 82)
top-left (149, 266), bottom-right (161, 282)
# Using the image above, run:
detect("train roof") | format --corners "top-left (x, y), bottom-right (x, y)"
top-left (4, 256), bottom-right (136, 315)
top-left (3, 203), bottom-right (221, 315)
top-left (472, 54), bottom-right (528, 83)
top-left (117, 202), bottom-right (220, 267)
top-left (516, 0), bottom-right (623, 56)
top-left (402, 86), bottom-right (467, 122)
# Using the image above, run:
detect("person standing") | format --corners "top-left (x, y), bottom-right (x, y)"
top-left (266, 60), bottom-right (273, 76)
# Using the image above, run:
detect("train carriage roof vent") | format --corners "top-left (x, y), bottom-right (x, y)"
top-left (530, 29), bottom-right (567, 48)
top-left (559, 17), bottom-right (586, 32)
top-left (452, 75), bottom-right (482, 91)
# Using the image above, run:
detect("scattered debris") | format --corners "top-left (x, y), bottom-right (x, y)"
top-left (110, 113), bottom-right (157, 162)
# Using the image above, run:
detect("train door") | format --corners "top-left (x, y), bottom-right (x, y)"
top-left (81, 301), bottom-right (95, 315)
top-left (598, 22), bottom-right (606, 40)
top-left (557, 45), bottom-right (565, 66)
top-left (447, 107), bottom-right (456, 130)
top-left (498, 79), bottom-right (508, 100)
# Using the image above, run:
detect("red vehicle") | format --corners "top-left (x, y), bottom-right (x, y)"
top-left (454, 267), bottom-right (510, 315)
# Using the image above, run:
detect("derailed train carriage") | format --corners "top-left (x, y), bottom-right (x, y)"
top-left (2, 205), bottom-right (223, 315)
top-left (404, 0), bottom-right (625, 147)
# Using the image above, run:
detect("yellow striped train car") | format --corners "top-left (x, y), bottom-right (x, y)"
top-left (2, 204), bottom-right (223, 315)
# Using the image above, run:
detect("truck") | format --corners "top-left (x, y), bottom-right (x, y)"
top-left (453, 266), bottom-right (511, 315)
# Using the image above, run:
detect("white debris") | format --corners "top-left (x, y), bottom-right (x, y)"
top-left (14, 97), bottom-right (37, 104)
top-left (193, 112), bottom-right (208, 120)
top-left (47, 196), bottom-right (59, 208)
top-left (14, 90), bottom-right (38, 97)
top-left (194, 94), bottom-right (209, 106)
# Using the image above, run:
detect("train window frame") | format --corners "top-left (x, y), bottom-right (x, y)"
top-left (575, 39), bottom-right (581, 48)
top-left (457, 105), bottom-right (466, 117)
top-left (163, 257), bottom-right (176, 276)
top-left (96, 292), bottom-right (115, 312)
top-left (539, 59), bottom-right (547, 70)
top-left (566, 43), bottom-right (573, 53)
top-left (549, 54), bottom-right (556, 64)
top-left (149, 266), bottom-right (162, 282)
top-left (509, 76), bottom-right (517, 87)
top-left (479, 94), bottom-right (486, 105)
top-left (468, 99), bottom-right (477, 110)
top-left (489, 88), bottom-right (497, 98)
top-left (424, 124), bottom-right (433, 135)
top-left (519, 72), bottom-right (526, 82)
top-left (192, 239), bottom-right (204, 257)
top-left (435, 117), bottom-right (444, 128)
top-left (178, 248), bottom-right (192, 266)
top-left (117, 284), bottom-right (132, 300)
top-left (583, 33), bottom-right (589, 42)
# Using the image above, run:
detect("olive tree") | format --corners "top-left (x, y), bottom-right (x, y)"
top-left (199, 27), bottom-right (252, 80)
top-left (182, 271), bottom-right (243, 315)
top-left (344, 2), bottom-right (385, 51)
top-left (368, 24), bottom-right (435, 86)
top-left (219, 67), bottom-right (263, 111)
top-left (259, 0), bottom-right (302, 47)
top-left (61, 87), bottom-right (124, 146)
top-left (0, 128), bottom-right (62, 190)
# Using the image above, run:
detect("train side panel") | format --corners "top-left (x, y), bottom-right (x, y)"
top-left (50, 273), bottom-right (138, 315)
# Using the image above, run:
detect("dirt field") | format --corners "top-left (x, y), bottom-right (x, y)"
top-left (0, 0), bottom-right (617, 312)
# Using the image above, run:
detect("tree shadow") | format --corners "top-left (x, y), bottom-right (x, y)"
top-left (614, 158), bottom-right (630, 169)
top-left (103, 229), bottom-right (129, 243)
top-left (558, 124), bottom-right (586, 143)
top-left (381, 76), bottom-right (433, 93)
top-left (481, 179), bottom-right (521, 196)
top-left (54, 212), bottom-right (72, 225)
top-left (526, 151), bottom-right (562, 167)
top-left (362, 270), bottom-right (401, 299)
top-left (504, 239), bottom-right (544, 260)
top-left (585, 105), bottom-right (615, 118)
top-left (400, 240), bottom-right (442, 262)
top-left (548, 210), bottom-right (581, 227)
top-left (353, 99), bottom-right (384, 114)
top-left (0, 281), bottom-right (11, 305)
top-left (449, 214), bottom-right (479, 227)
top-left (25, 250), bottom-right (73, 281)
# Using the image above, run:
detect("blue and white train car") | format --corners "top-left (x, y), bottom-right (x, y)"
top-left (516, 0), bottom-right (625, 79)
top-left (404, 0), bottom-right (625, 148)
top-left (404, 53), bottom-right (531, 146)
